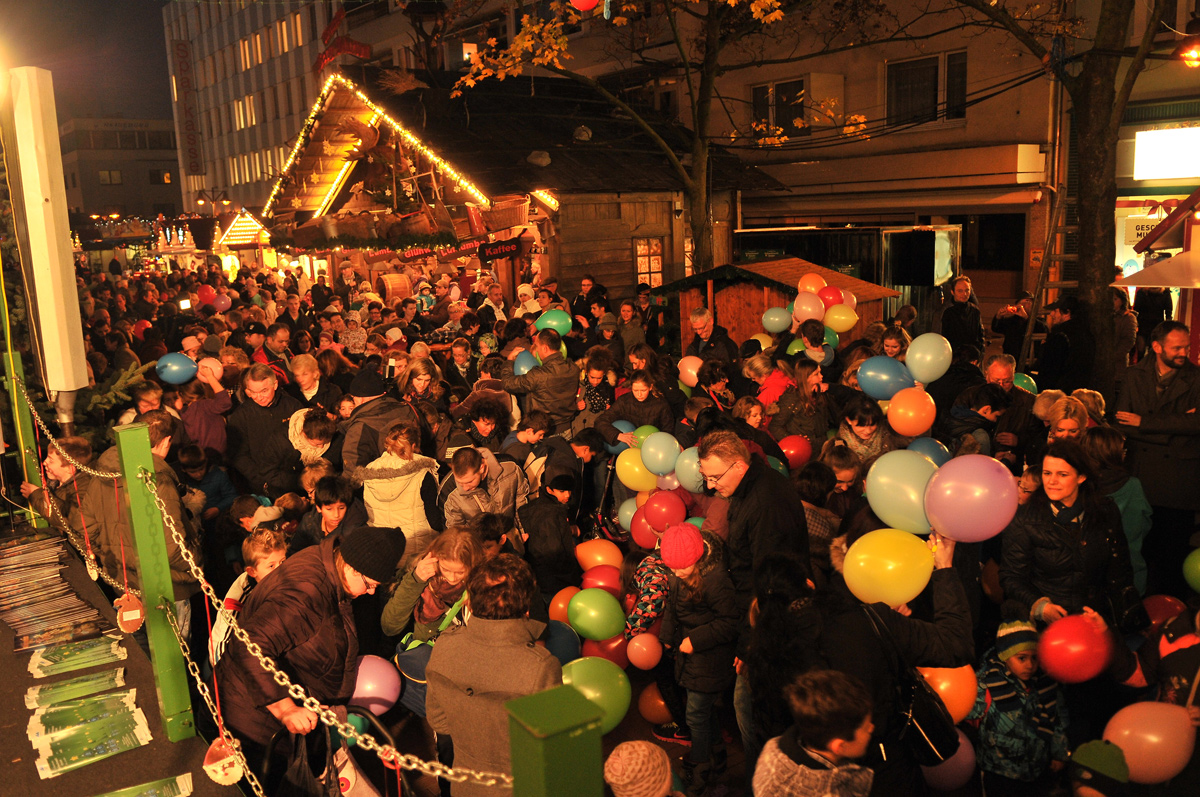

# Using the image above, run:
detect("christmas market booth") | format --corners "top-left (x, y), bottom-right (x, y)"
top-left (1124, 184), bottom-right (1200, 356)
top-left (652, 257), bottom-right (900, 352)
top-left (262, 67), bottom-right (775, 303)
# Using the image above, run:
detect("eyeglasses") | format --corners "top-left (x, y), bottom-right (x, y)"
top-left (350, 566), bottom-right (380, 593)
top-left (701, 461), bottom-right (737, 486)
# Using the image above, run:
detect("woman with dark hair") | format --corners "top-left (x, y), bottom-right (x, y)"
top-left (291, 329), bottom-right (314, 355)
top-left (595, 369), bottom-right (675, 448)
top-left (1081, 426), bottom-right (1151, 596)
top-left (1000, 439), bottom-right (1145, 632)
top-left (316, 347), bottom-right (358, 394)
top-left (833, 393), bottom-right (902, 461)
top-left (769, 359), bottom-right (830, 453)
top-left (696, 360), bottom-right (735, 412)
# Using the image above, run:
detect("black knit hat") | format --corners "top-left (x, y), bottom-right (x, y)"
top-left (547, 474), bottom-right (575, 492)
top-left (347, 367), bottom-right (390, 397)
top-left (340, 526), bottom-right (406, 584)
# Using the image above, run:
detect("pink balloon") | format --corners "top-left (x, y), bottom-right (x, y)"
top-left (1104, 702), bottom-right (1196, 784)
top-left (920, 729), bottom-right (975, 791)
top-left (923, 455), bottom-right (1019, 543)
top-left (350, 654), bottom-right (401, 715)
top-left (792, 292), bottom-right (825, 323)
top-left (656, 472), bottom-right (680, 491)
top-left (840, 289), bottom-right (857, 310)
top-left (678, 356), bottom-right (703, 388)
top-left (628, 633), bottom-right (663, 670)
top-left (212, 294), bottom-right (232, 312)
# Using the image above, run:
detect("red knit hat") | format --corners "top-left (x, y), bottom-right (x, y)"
top-left (660, 524), bottom-right (704, 570)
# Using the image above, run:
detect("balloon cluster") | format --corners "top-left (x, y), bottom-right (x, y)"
top-left (196, 284), bottom-right (232, 312)
top-left (788, 273), bottom-right (859, 338)
top-left (857, 333), bottom-right (953, 437)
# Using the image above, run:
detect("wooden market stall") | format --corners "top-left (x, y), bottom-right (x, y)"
top-left (1126, 185), bottom-right (1200, 356)
top-left (653, 257), bottom-right (900, 352)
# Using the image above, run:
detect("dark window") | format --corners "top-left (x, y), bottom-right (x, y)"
top-left (887, 56), bottom-right (939, 125)
top-left (751, 79), bottom-right (808, 138)
top-left (946, 52), bottom-right (967, 120)
top-left (98, 170), bottom-right (122, 185)
top-left (147, 131), bottom-right (175, 149)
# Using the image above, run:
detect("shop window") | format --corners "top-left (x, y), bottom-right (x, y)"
top-left (635, 236), bottom-right (665, 287)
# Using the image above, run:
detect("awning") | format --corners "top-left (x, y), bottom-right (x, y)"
top-left (1114, 248), bottom-right (1200, 289)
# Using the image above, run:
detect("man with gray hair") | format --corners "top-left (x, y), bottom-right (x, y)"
top-left (685, 307), bottom-right (739, 363)
top-left (227, 363), bottom-right (301, 495)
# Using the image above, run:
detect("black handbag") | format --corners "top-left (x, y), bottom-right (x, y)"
top-left (276, 728), bottom-right (340, 797)
top-left (862, 605), bottom-right (960, 767)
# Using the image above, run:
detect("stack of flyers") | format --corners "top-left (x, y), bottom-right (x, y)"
top-left (0, 534), bottom-right (109, 650)
top-left (92, 774), bottom-right (193, 797)
top-left (33, 709), bottom-right (152, 779)
top-left (27, 689), bottom-right (138, 740)
top-left (29, 637), bottom-right (127, 678)
top-left (25, 668), bottom-right (126, 709)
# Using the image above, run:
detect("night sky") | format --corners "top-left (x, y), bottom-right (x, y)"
top-left (0, 0), bottom-right (173, 122)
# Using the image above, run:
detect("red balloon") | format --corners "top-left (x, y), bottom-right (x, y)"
top-left (197, 284), bottom-right (217, 305)
top-left (777, 435), bottom-right (813, 470)
top-left (643, 491), bottom-right (687, 533)
top-left (133, 319), bottom-right (152, 341)
top-left (817, 285), bottom-right (843, 310)
top-left (1143, 594), bottom-right (1186, 631)
top-left (582, 633), bottom-right (629, 669)
top-left (570, 0), bottom-right (599, 9)
top-left (630, 507), bottom-right (659, 550)
top-left (581, 564), bottom-right (622, 597)
top-left (1038, 614), bottom-right (1113, 683)
top-left (637, 683), bottom-right (673, 724)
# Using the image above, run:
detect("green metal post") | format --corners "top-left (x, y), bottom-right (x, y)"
top-left (506, 686), bottom-right (605, 797)
top-left (2, 350), bottom-right (46, 527)
top-left (114, 422), bottom-right (196, 742)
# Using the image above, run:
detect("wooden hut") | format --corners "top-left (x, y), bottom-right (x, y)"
top-left (655, 257), bottom-right (900, 352)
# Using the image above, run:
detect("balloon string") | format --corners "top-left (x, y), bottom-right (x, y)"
top-left (204, 594), bottom-right (227, 739)
top-left (70, 481), bottom-right (95, 558)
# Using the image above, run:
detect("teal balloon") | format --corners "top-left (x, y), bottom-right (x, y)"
top-left (677, 380), bottom-right (692, 398)
top-left (824, 326), bottom-right (839, 349)
top-left (1184, 548), bottom-right (1200, 593)
top-left (640, 432), bottom-right (682, 476)
top-left (514, 350), bottom-right (538, 376)
top-left (786, 339), bottom-right (806, 356)
top-left (1014, 373), bottom-right (1038, 394)
top-left (767, 456), bottom-right (789, 477)
top-left (858, 355), bottom-right (915, 400)
top-left (618, 498), bottom-right (639, 531)
top-left (156, 353), bottom-right (198, 385)
top-left (535, 308), bottom-right (572, 334)
top-left (606, 420), bottom-right (636, 454)
top-left (567, 588), bottom-right (626, 641)
top-left (1123, 259), bottom-right (1138, 271)
top-left (762, 307), bottom-right (791, 333)
top-left (632, 425), bottom-right (658, 448)
top-left (674, 447), bottom-right (704, 493)
top-left (865, 450), bottom-right (937, 534)
top-left (561, 656), bottom-right (632, 735)
top-left (907, 437), bottom-right (952, 467)
top-left (686, 517), bottom-right (704, 528)
top-left (906, 333), bottom-right (952, 384)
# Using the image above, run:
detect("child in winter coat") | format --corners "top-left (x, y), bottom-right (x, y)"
top-left (659, 524), bottom-right (740, 796)
top-left (967, 621), bottom-right (1069, 796)
top-left (209, 526), bottom-right (286, 667)
top-left (518, 474), bottom-right (580, 600)
top-left (752, 669), bottom-right (875, 797)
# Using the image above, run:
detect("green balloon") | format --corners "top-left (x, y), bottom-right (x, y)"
top-left (1013, 372), bottom-right (1038, 394)
top-left (632, 425), bottom-right (658, 448)
top-left (1184, 548), bottom-right (1200, 594)
top-left (677, 380), bottom-right (692, 398)
top-left (767, 456), bottom-right (789, 477)
top-left (562, 656), bottom-right (632, 734)
top-left (686, 517), bottom-right (704, 528)
top-left (824, 325), bottom-right (839, 348)
top-left (786, 339), bottom-right (805, 356)
top-left (535, 308), bottom-right (572, 334)
top-left (567, 588), bottom-right (625, 641)
top-left (336, 712), bottom-right (369, 748)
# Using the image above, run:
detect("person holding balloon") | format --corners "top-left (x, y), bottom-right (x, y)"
top-left (880, 328), bottom-right (910, 362)
top-left (965, 620), bottom-right (1069, 796)
top-left (832, 393), bottom-right (903, 462)
top-left (659, 524), bottom-right (740, 795)
top-left (768, 359), bottom-right (830, 456)
top-left (596, 370), bottom-right (675, 449)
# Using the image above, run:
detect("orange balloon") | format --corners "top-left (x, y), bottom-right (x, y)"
top-left (628, 633), bottom-right (663, 670)
top-left (917, 665), bottom-right (977, 724)
top-left (798, 273), bottom-right (827, 294)
top-left (550, 587), bottom-right (580, 624)
top-left (635, 490), bottom-right (652, 508)
top-left (576, 539), bottom-right (623, 571)
top-left (637, 683), bottom-right (674, 725)
top-left (887, 387), bottom-right (937, 437)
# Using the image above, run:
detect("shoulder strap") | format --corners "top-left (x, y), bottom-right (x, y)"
top-left (862, 603), bottom-right (908, 675)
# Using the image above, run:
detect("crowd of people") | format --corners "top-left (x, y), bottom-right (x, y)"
top-left (20, 257), bottom-right (1200, 796)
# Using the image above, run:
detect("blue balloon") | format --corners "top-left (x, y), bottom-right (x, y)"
top-left (156, 353), bottom-right (198, 385)
top-left (618, 498), bottom-right (638, 531)
top-left (907, 437), bottom-right (952, 467)
top-left (514, 350), bottom-right (538, 376)
top-left (544, 620), bottom-right (581, 666)
top-left (858, 355), bottom-right (915, 400)
top-left (605, 420), bottom-right (636, 454)
top-left (674, 447), bottom-right (704, 493)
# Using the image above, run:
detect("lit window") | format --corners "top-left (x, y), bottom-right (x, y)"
top-left (634, 237), bottom-right (665, 287)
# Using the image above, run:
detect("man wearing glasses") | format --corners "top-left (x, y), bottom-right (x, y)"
top-left (952, 354), bottom-right (1039, 472)
top-left (684, 308), bottom-right (739, 364)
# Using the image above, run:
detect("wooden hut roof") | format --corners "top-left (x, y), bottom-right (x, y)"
top-left (651, 259), bottom-right (899, 301)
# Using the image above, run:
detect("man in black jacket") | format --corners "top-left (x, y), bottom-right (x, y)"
top-left (1037, 295), bottom-right (1095, 393)
top-left (685, 308), bottom-right (739, 363)
top-left (226, 364), bottom-right (302, 494)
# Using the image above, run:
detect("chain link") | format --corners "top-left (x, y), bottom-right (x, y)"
top-left (10, 375), bottom-right (123, 479)
top-left (161, 602), bottom-right (268, 797)
top-left (136, 470), bottom-right (512, 787)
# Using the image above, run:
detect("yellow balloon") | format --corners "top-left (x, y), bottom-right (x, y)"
top-left (843, 529), bottom-right (934, 607)
top-left (617, 448), bottom-right (658, 492)
top-left (751, 333), bottom-right (774, 350)
top-left (798, 273), bottom-right (827, 294)
top-left (824, 304), bottom-right (859, 333)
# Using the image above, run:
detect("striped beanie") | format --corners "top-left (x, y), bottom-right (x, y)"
top-left (996, 620), bottom-right (1039, 661)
